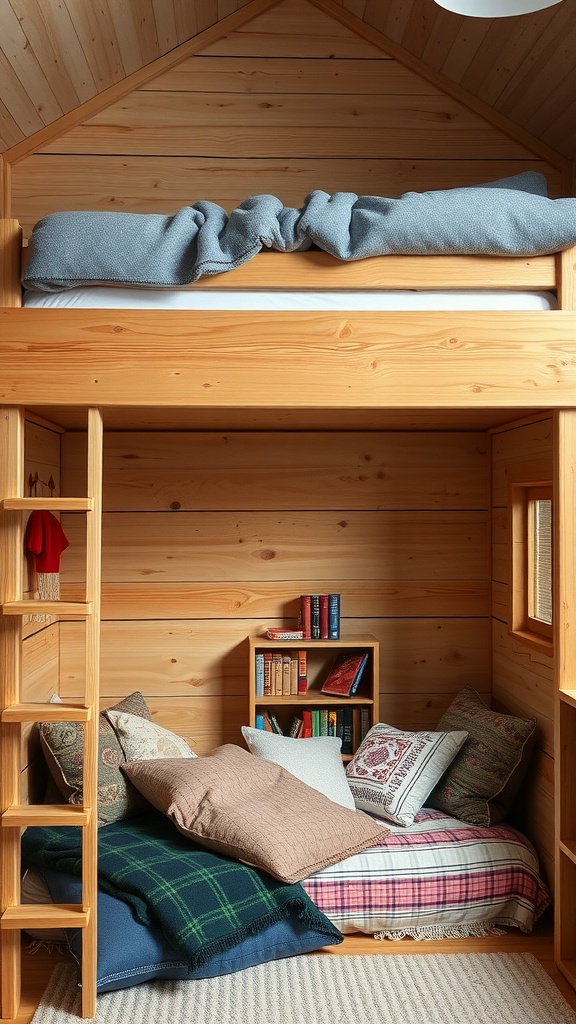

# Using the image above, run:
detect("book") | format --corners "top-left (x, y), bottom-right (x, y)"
top-left (320, 651), bottom-right (369, 696)
top-left (288, 714), bottom-right (303, 738)
top-left (319, 594), bottom-right (329, 639)
top-left (282, 654), bottom-right (292, 695)
top-left (341, 706), bottom-right (353, 755)
top-left (255, 652), bottom-right (264, 696)
top-left (255, 713), bottom-right (266, 731)
top-left (290, 654), bottom-right (298, 695)
top-left (263, 651), bottom-right (273, 696)
top-left (271, 651), bottom-right (283, 695)
top-left (264, 711), bottom-right (283, 734)
top-left (328, 593), bottom-right (340, 639)
top-left (297, 649), bottom-right (307, 694)
top-left (301, 708), bottom-right (313, 738)
top-left (300, 595), bottom-right (312, 640)
top-left (311, 594), bottom-right (320, 639)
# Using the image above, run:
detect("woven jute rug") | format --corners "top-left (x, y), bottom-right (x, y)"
top-left (32, 952), bottom-right (576, 1024)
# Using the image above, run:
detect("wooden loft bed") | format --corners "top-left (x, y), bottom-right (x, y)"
top-left (2, 216), bottom-right (576, 1020)
top-left (1, 217), bottom-right (576, 425)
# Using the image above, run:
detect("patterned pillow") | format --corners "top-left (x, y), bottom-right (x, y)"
top-left (123, 743), bottom-right (385, 883)
top-left (345, 722), bottom-right (468, 826)
top-left (427, 686), bottom-right (537, 826)
top-left (39, 691), bottom-right (152, 826)
top-left (105, 710), bottom-right (196, 761)
top-left (241, 726), bottom-right (355, 808)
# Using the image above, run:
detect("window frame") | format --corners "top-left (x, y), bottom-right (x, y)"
top-left (509, 479), bottom-right (553, 655)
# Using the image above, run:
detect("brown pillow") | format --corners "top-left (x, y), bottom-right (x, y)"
top-left (427, 685), bottom-right (536, 826)
top-left (39, 691), bottom-right (152, 825)
top-left (123, 743), bottom-right (386, 883)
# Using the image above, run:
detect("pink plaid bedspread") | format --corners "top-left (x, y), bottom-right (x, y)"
top-left (301, 808), bottom-right (550, 939)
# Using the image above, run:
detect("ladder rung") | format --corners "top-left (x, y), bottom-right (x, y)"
top-left (2, 805), bottom-right (91, 827)
top-left (0, 498), bottom-right (93, 512)
top-left (2, 703), bottom-right (92, 723)
top-left (1, 600), bottom-right (92, 617)
top-left (1, 905), bottom-right (90, 930)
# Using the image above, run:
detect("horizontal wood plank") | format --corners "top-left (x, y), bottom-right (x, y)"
top-left (41, 125), bottom-right (531, 160)
top-left (11, 157), bottom-right (563, 232)
top-left (143, 56), bottom-right (444, 95)
top-left (1, 310), bottom-right (575, 409)
top-left (60, 510), bottom-right (489, 583)
top-left (62, 430), bottom-right (488, 511)
top-left (59, 617), bottom-right (490, 700)
top-left (60, 580), bottom-right (490, 619)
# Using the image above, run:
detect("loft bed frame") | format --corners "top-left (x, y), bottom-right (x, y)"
top-left (2, 215), bottom-right (576, 1019)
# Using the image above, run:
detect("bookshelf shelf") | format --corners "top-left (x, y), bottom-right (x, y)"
top-left (247, 634), bottom-right (379, 758)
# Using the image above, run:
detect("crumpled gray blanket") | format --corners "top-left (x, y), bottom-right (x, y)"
top-left (22, 172), bottom-right (576, 292)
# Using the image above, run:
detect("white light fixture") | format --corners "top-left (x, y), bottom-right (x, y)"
top-left (434, 0), bottom-right (564, 15)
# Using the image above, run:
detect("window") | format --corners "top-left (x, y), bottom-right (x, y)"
top-left (510, 482), bottom-right (553, 652)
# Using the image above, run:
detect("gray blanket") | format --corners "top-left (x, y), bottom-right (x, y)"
top-left (22, 172), bottom-right (576, 292)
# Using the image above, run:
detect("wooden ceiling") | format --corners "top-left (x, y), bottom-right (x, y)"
top-left (0, 0), bottom-right (575, 167)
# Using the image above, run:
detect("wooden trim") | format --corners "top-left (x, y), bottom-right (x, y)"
top-left (557, 246), bottom-right (576, 310)
top-left (2, 0), bottom-right (283, 167)
top-left (489, 411), bottom-right (554, 435)
top-left (0, 407), bottom-right (24, 1019)
top-left (307, 0), bottom-right (570, 176)
top-left (0, 220), bottom-right (22, 308)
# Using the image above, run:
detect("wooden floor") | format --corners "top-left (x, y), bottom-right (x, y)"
top-left (3, 915), bottom-right (575, 1022)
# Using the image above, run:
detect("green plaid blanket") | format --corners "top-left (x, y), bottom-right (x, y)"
top-left (21, 812), bottom-right (342, 968)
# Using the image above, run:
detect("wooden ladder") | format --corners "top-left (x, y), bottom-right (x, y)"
top-left (0, 406), bottom-right (102, 1019)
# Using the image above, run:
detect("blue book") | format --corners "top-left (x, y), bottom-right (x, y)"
top-left (255, 714), bottom-right (266, 730)
top-left (328, 593), bottom-right (340, 639)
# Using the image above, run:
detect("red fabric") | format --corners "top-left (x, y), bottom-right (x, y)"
top-left (25, 510), bottom-right (69, 573)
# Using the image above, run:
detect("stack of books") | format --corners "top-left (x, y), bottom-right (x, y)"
top-left (255, 650), bottom-right (307, 696)
top-left (299, 593), bottom-right (340, 639)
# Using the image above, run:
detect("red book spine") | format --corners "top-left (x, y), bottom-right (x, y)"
top-left (297, 649), bottom-right (307, 694)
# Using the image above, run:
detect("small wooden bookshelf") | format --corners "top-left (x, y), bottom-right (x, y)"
top-left (247, 634), bottom-right (379, 760)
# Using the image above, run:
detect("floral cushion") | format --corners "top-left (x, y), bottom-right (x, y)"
top-left (345, 723), bottom-right (467, 826)
top-left (39, 691), bottom-right (152, 825)
top-left (105, 710), bottom-right (196, 761)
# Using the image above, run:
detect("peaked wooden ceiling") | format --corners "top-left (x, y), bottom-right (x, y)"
top-left (0, 0), bottom-right (575, 169)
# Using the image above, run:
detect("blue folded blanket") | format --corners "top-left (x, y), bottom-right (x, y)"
top-left (22, 172), bottom-right (576, 292)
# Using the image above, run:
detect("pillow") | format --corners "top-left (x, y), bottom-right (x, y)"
top-left (36, 866), bottom-right (342, 992)
top-left (345, 722), bottom-right (468, 826)
top-left (241, 726), bottom-right (355, 809)
top-left (39, 691), bottom-right (152, 826)
top-left (105, 710), bottom-right (196, 761)
top-left (427, 686), bottom-right (537, 826)
top-left (123, 744), bottom-right (385, 883)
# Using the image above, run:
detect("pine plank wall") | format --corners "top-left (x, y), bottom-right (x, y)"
top-left (13, 0), bottom-right (556, 890)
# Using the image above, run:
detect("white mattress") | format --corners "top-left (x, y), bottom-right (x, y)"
top-left (22, 286), bottom-right (558, 310)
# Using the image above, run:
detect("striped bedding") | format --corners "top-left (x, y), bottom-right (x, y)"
top-left (301, 808), bottom-right (550, 940)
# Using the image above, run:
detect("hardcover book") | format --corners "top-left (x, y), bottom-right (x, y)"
top-left (320, 651), bottom-right (369, 697)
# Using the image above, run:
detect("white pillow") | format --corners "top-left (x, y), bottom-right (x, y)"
top-left (345, 722), bottom-right (468, 826)
top-left (106, 710), bottom-right (197, 761)
top-left (241, 725), bottom-right (356, 809)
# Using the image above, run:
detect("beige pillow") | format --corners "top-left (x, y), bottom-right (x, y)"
top-left (123, 743), bottom-right (385, 884)
top-left (105, 710), bottom-right (196, 761)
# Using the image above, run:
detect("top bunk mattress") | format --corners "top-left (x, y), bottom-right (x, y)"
top-left (22, 287), bottom-right (558, 311)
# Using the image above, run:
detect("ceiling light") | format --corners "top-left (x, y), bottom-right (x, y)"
top-left (434, 0), bottom-right (564, 15)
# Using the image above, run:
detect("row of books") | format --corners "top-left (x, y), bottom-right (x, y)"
top-left (255, 706), bottom-right (371, 754)
top-left (255, 650), bottom-right (307, 696)
top-left (299, 593), bottom-right (340, 640)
